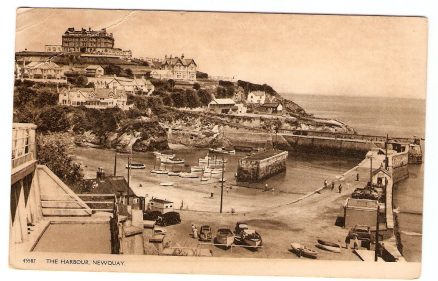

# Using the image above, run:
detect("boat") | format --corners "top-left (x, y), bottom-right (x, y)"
top-left (160, 182), bottom-right (174, 186)
top-left (218, 178), bottom-right (227, 183)
top-left (241, 229), bottom-right (262, 248)
top-left (290, 243), bottom-right (318, 259)
top-left (191, 166), bottom-right (204, 173)
top-left (317, 239), bottom-right (341, 248)
top-left (316, 239), bottom-right (341, 253)
top-left (215, 227), bottom-right (235, 248)
top-left (153, 152), bottom-right (175, 159)
top-left (125, 163), bottom-right (146, 169)
top-left (315, 243), bottom-right (341, 253)
top-left (168, 171), bottom-right (181, 176)
top-left (200, 177), bottom-right (210, 181)
top-left (179, 172), bottom-right (199, 178)
top-left (209, 147), bottom-right (236, 155)
top-left (161, 157), bottom-right (185, 164)
top-left (151, 169), bottom-right (168, 175)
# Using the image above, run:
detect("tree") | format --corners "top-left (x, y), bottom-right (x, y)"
top-left (37, 106), bottom-right (70, 133)
top-left (167, 79), bottom-right (175, 92)
top-left (104, 64), bottom-right (122, 76)
top-left (196, 71), bottom-right (208, 79)
top-left (36, 133), bottom-right (83, 185)
top-left (125, 68), bottom-right (134, 78)
top-left (74, 75), bottom-right (88, 87)
top-left (193, 82), bottom-right (201, 90)
top-left (197, 89), bottom-right (213, 106)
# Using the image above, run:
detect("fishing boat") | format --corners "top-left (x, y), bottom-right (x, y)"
top-left (200, 177), bottom-right (209, 182)
top-left (241, 229), bottom-right (262, 248)
top-left (160, 182), bottom-right (175, 186)
top-left (151, 169), bottom-right (168, 175)
top-left (161, 157), bottom-right (185, 164)
top-left (168, 171), bottom-right (181, 176)
top-left (179, 172), bottom-right (199, 178)
top-left (209, 147), bottom-right (236, 155)
top-left (290, 243), bottom-right (318, 259)
top-left (125, 163), bottom-right (146, 169)
top-left (191, 166), bottom-right (204, 173)
top-left (153, 152), bottom-right (175, 159)
top-left (316, 239), bottom-right (341, 253)
top-left (215, 227), bottom-right (235, 248)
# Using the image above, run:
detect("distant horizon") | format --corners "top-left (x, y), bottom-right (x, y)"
top-left (15, 8), bottom-right (428, 99)
top-left (281, 92), bottom-right (427, 101)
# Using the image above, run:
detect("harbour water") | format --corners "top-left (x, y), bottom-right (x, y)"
top-left (286, 93), bottom-right (425, 262)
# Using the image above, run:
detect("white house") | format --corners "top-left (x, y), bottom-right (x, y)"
top-left (161, 54), bottom-right (197, 81)
top-left (59, 87), bottom-right (129, 110)
top-left (85, 65), bottom-right (105, 78)
top-left (88, 75), bottom-right (155, 95)
top-left (18, 61), bottom-right (65, 80)
top-left (247, 91), bottom-right (266, 104)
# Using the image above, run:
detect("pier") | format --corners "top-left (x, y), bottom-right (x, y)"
top-left (236, 150), bottom-right (288, 182)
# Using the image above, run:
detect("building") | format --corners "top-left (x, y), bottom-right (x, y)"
top-left (208, 98), bottom-right (236, 114)
top-left (147, 198), bottom-right (174, 214)
top-left (247, 91), bottom-right (266, 104)
top-left (234, 103), bottom-right (247, 114)
top-left (44, 44), bottom-right (63, 52)
top-left (237, 150), bottom-right (288, 182)
top-left (343, 198), bottom-right (384, 228)
top-left (62, 27), bottom-right (114, 53)
top-left (85, 65), bottom-right (105, 77)
top-left (10, 123), bottom-right (118, 254)
top-left (59, 87), bottom-right (129, 110)
top-left (260, 102), bottom-right (283, 114)
top-left (371, 167), bottom-right (391, 188)
top-left (161, 54), bottom-right (197, 81)
top-left (88, 76), bottom-right (155, 95)
top-left (61, 27), bottom-right (132, 60)
top-left (17, 61), bottom-right (65, 81)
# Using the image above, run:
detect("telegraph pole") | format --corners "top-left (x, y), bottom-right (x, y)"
top-left (220, 154), bottom-right (225, 213)
top-left (127, 155), bottom-right (131, 203)
top-left (113, 152), bottom-right (117, 176)
top-left (369, 154), bottom-right (374, 185)
top-left (375, 204), bottom-right (380, 261)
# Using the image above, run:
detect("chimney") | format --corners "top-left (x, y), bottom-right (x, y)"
top-left (181, 53), bottom-right (184, 59)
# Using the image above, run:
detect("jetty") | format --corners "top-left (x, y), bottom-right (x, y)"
top-left (236, 150), bottom-right (288, 182)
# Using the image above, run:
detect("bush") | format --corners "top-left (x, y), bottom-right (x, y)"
top-left (36, 133), bottom-right (83, 184)
top-left (37, 106), bottom-right (71, 133)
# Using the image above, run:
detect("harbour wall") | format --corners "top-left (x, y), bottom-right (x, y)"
top-left (281, 134), bottom-right (374, 158)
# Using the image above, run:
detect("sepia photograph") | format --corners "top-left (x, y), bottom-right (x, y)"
top-left (9, 7), bottom-right (428, 278)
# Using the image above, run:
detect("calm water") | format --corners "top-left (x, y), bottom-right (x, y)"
top-left (285, 93), bottom-right (425, 261)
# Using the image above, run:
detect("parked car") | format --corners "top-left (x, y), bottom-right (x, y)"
top-left (155, 212), bottom-right (181, 226)
top-left (199, 225), bottom-right (212, 241)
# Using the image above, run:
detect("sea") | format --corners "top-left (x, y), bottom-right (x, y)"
top-left (284, 93), bottom-right (426, 262)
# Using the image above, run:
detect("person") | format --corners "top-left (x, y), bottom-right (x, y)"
top-left (338, 184), bottom-right (343, 193)
top-left (324, 180), bottom-right (328, 189)
top-left (191, 223), bottom-right (196, 237)
top-left (345, 234), bottom-right (351, 249)
top-left (264, 183), bottom-right (269, 191)
top-left (180, 200), bottom-right (184, 210)
top-left (331, 181), bottom-right (335, 191)
top-left (356, 172), bottom-right (360, 181)
top-left (353, 234), bottom-right (360, 249)
top-left (193, 227), bottom-right (198, 239)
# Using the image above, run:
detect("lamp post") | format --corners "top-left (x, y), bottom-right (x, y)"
top-left (220, 154), bottom-right (225, 213)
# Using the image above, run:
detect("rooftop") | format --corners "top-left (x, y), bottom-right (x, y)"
top-left (209, 98), bottom-right (236, 105)
top-left (150, 198), bottom-right (173, 204)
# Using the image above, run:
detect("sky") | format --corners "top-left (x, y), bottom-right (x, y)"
top-left (15, 8), bottom-right (428, 99)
